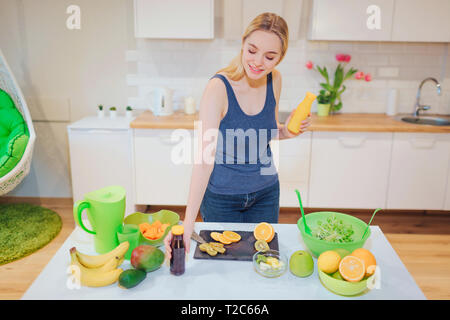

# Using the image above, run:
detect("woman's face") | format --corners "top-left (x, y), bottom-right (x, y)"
top-left (242, 30), bottom-right (282, 80)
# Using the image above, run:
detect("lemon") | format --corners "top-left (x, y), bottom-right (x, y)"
top-left (254, 240), bottom-right (270, 252)
top-left (317, 250), bottom-right (341, 274)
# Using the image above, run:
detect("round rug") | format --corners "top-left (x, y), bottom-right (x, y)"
top-left (0, 203), bottom-right (62, 265)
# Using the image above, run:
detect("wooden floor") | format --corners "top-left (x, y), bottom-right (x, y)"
top-left (0, 197), bottom-right (449, 300)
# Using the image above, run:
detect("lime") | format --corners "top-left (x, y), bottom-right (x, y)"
top-left (331, 270), bottom-right (344, 280)
top-left (254, 239), bottom-right (270, 252)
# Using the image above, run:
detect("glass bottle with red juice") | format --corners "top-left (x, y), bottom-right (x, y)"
top-left (170, 225), bottom-right (185, 276)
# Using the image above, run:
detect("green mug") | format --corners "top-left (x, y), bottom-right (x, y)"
top-left (73, 185), bottom-right (126, 254)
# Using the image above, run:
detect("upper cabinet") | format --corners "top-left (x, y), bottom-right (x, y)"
top-left (309, 0), bottom-right (450, 42)
top-left (224, 0), bottom-right (303, 40)
top-left (391, 0), bottom-right (450, 42)
top-left (134, 0), bottom-right (214, 39)
top-left (309, 0), bottom-right (394, 41)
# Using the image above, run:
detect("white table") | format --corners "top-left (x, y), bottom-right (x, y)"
top-left (22, 222), bottom-right (426, 300)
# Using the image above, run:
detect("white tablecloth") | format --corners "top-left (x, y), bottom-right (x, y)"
top-left (22, 222), bottom-right (426, 300)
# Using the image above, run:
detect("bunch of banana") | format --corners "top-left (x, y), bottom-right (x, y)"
top-left (199, 242), bottom-right (226, 256)
top-left (68, 241), bottom-right (129, 287)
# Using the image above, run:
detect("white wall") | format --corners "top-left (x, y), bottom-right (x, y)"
top-left (1, 0), bottom-right (449, 198)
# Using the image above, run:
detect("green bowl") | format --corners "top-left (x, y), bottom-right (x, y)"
top-left (318, 269), bottom-right (372, 296)
top-left (297, 211), bottom-right (371, 257)
top-left (123, 210), bottom-right (180, 247)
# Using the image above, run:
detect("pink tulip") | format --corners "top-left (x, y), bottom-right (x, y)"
top-left (336, 54), bottom-right (351, 63)
top-left (336, 54), bottom-right (346, 62)
top-left (365, 73), bottom-right (372, 82)
top-left (305, 61), bottom-right (314, 69)
top-left (355, 71), bottom-right (364, 80)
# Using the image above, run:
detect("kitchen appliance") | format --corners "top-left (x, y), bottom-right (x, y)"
top-left (146, 87), bottom-right (174, 116)
top-left (73, 185), bottom-right (126, 253)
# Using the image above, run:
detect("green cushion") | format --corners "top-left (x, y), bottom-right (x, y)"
top-left (0, 89), bottom-right (29, 178)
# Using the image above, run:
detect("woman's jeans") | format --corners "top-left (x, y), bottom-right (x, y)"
top-left (200, 180), bottom-right (280, 223)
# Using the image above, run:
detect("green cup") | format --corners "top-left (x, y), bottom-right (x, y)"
top-left (73, 185), bottom-right (126, 254)
top-left (117, 224), bottom-right (140, 260)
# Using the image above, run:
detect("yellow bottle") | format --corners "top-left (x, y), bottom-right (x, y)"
top-left (287, 92), bottom-right (317, 134)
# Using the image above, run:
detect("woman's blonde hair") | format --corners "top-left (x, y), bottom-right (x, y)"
top-left (217, 12), bottom-right (289, 81)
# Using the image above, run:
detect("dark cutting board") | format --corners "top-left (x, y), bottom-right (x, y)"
top-left (193, 230), bottom-right (279, 261)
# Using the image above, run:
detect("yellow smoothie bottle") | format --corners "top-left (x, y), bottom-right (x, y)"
top-left (287, 92), bottom-right (317, 134)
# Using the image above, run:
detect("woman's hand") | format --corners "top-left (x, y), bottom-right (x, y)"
top-left (163, 219), bottom-right (195, 261)
top-left (281, 110), bottom-right (312, 139)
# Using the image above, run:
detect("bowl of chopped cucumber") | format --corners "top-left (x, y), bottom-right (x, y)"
top-left (297, 211), bottom-right (371, 258)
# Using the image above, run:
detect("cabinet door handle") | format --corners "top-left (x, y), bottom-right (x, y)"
top-left (409, 138), bottom-right (435, 149)
top-left (338, 137), bottom-right (366, 148)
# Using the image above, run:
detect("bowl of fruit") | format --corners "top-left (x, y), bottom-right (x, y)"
top-left (253, 250), bottom-right (288, 278)
top-left (123, 210), bottom-right (179, 246)
top-left (297, 211), bottom-right (371, 258)
top-left (317, 248), bottom-right (377, 296)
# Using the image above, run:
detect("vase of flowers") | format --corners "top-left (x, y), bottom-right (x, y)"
top-left (317, 90), bottom-right (331, 116)
top-left (306, 54), bottom-right (371, 114)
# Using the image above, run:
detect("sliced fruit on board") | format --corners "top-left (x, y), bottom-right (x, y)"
top-left (222, 231), bottom-right (241, 242)
top-left (253, 222), bottom-right (275, 243)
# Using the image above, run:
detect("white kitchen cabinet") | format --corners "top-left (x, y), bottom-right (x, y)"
top-left (309, 0), bottom-right (394, 41)
top-left (134, 0), bottom-right (214, 39)
top-left (387, 133), bottom-right (450, 210)
top-left (391, 0), bottom-right (450, 42)
top-left (134, 129), bottom-right (193, 205)
top-left (223, 0), bottom-right (303, 40)
top-left (309, 131), bottom-right (392, 209)
top-left (67, 117), bottom-right (136, 216)
top-left (271, 132), bottom-right (312, 207)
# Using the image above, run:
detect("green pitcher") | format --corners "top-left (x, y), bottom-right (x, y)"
top-left (73, 185), bottom-right (126, 253)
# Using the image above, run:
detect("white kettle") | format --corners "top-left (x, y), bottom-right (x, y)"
top-left (146, 87), bottom-right (174, 116)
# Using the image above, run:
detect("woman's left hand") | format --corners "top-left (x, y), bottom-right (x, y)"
top-left (281, 112), bottom-right (312, 139)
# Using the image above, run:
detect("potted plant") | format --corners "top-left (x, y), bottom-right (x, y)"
top-left (126, 106), bottom-right (133, 118)
top-left (317, 90), bottom-right (331, 116)
top-left (306, 54), bottom-right (371, 114)
top-left (97, 105), bottom-right (104, 118)
top-left (109, 106), bottom-right (117, 118)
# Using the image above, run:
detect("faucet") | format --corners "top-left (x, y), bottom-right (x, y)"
top-left (413, 77), bottom-right (441, 117)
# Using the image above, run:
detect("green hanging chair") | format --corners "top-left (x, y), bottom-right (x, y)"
top-left (0, 48), bottom-right (36, 195)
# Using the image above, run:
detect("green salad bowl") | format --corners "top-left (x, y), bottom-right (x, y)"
top-left (318, 269), bottom-right (373, 296)
top-left (123, 210), bottom-right (180, 247)
top-left (297, 211), bottom-right (371, 257)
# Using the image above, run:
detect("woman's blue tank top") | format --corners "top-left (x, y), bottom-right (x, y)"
top-left (207, 72), bottom-right (279, 195)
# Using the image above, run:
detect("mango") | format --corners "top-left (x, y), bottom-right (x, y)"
top-left (130, 245), bottom-right (165, 272)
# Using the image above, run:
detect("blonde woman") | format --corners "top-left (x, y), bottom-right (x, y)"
top-left (165, 12), bottom-right (312, 258)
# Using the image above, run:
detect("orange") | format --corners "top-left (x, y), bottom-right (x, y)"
top-left (351, 248), bottom-right (377, 277)
top-left (253, 222), bottom-right (275, 243)
top-left (216, 233), bottom-right (232, 245)
top-left (222, 231), bottom-right (241, 243)
top-left (210, 232), bottom-right (223, 242)
top-left (339, 255), bottom-right (366, 282)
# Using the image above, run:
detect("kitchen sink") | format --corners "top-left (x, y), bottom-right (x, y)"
top-left (399, 115), bottom-right (450, 126)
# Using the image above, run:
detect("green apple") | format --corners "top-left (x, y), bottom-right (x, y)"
top-left (289, 250), bottom-right (314, 278)
top-left (332, 248), bottom-right (351, 258)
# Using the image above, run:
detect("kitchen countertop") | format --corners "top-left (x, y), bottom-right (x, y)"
top-left (130, 110), bottom-right (450, 133)
top-left (22, 222), bottom-right (426, 300)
